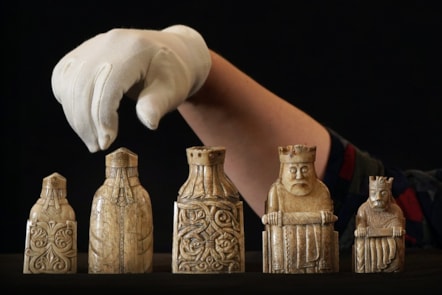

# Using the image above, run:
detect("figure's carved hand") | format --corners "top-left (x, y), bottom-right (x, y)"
top-left (262, 211), bottom-right (282, 226)
top-left (354, 227), bottom-right (367, 237)
top-left (392, 226), bottom-right (404, 237)
top-left (320, 211), bottom-right (337, 225)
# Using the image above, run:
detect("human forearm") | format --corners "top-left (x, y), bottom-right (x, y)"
top-left (178, 50), bottom-right (331, 216)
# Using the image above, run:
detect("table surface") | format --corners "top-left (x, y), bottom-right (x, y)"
top-left (2, 249), bottom-right (441, 294)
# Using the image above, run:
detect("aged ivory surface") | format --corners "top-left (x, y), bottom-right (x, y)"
top-left (172, 146), bottom-right (245, 273)
top-left (88, 147), bottom-right (153, 274)
top-left (353, 176), bottom-right (405, 273)
top-left (23, 172), bottom-right (77, 274)
top-left (262, 145), bottom-right (339, 274)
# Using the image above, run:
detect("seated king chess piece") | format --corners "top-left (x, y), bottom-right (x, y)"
top-left (353, 176), bottom-right (405, 273)
top-left (262, 145), bottom-right (339, 274)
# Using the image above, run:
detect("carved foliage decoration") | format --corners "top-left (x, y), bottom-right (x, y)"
top-left (23, 172), bottom-right (77, 274)
top-left (24, 220), bottom-right (77, 273)
top-left (172, 146), bottom-right (245, 273)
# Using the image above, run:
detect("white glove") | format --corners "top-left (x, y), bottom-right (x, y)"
top-left (51, 25), bottom-right (211, 152)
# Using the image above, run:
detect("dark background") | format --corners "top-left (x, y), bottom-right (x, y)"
top-left (2, 1), bottom-right (440, 254)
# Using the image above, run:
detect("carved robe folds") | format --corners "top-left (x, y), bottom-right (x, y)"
top-left (262, 194), bottom-right (339, 274)
top-left (353, 201), bottom-right (405, 273)
top-left (353, 176), bottom-right (405, 273)
top-left (262, 145), bottom-right (339, 274)
top-left (353, 227), bottom-right (405, 273)
top-left (88, 147), bottom-right (153, 274)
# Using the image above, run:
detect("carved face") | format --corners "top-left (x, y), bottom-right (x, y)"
top-left (368, 186), bottom-right (391, 211)
top-left (281, 162), bottom-right (315, 196)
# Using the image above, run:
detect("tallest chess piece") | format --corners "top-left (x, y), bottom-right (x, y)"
top-left (172, 146), bottom-right (245, 273)
top-left (88, 147), bottom-right (153, 274)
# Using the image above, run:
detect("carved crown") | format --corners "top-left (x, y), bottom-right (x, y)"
top-left (278, 144), bottom-right (316, 163)
top-left (106, 147), bottom-right (138, 168)
top-left (369, 176), bottom-right (394, 190)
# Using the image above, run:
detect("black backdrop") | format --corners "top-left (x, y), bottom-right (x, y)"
top-left (2, 1), bottom-right (440, 254)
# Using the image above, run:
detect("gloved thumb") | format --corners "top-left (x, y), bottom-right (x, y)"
top-left (134, 44), bottom-right (194, 129)
top-left (135, 80), bottom-right (188, 130)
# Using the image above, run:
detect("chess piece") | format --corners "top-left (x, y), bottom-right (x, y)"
top-left (172, 146), bottom-right (245, 273)
top-left (88, 147), bottom-right (153, 273)
top-left (353, 176), bottom-right (405, 273)
top-left (23, 172), bottom-right (77, 274)
top-left (262, 145), bottom-right (339, 273)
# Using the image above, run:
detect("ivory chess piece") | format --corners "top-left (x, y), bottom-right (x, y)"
top-left (88, 147), bottom-right (153, 274)
top-left (172, 146), bottom-right (245, 273)
top-left (23, 172), bottom-right (77, 274)
top-left (353, 176), bottom-right (405, 273)
top-left (262, 145), bottom-right (339, 273)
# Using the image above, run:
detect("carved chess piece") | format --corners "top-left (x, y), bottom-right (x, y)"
top-left (23, 172), bottom-right (77, 274)
top-left (353, 176), bottom-right (405, 273)
top-left (172, 146), bottom-right (245, 273)
top-left (88, 147), bottom-right (153, 274)
top-left (262, 145), bottom-right (339, 273)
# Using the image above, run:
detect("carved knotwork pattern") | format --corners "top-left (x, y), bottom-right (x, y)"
top-left (24, 220), bottom-right (76, 273)
top-left (175, 200), bottom-right (243, 272)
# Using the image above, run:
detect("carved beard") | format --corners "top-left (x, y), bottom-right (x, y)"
top-left (287, 181), bottom-right (313, 196)
top-left (369, 199), bottom-right (389, 211)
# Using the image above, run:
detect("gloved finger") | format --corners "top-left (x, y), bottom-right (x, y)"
top-left (52, 57), bottom-right (121, 152)
top-left (52, 57), bottom-right (100, 152)
top-left (90, 62), bottom-right (121, 151)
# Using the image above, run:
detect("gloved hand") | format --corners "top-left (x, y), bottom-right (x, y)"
top-left (51, 25), bottom-right (211, 152)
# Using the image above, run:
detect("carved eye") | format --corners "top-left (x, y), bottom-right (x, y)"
top-left (301, 166), bottom-right (308, 173)
top-left (381, 190), bottom-right (389, 197)
top-left (289, 167), bottom-right (297, 174)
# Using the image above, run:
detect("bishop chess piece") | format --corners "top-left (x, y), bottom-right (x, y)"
top-left (23, 172), bottom-right (77, 274)
top-left (88, 147), bottom-right (153, 274)
top-left (353, 176), bottom-right (406, 273)
top-left (262, 145), bottom-right (339, 274)
top-left (172, 146), bottom-right (245, 273)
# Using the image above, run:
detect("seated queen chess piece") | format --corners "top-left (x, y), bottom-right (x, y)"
top-left (262, 145), bottom-right (339, 274)
top-left (23, 172), bottom-right (77, 274)
top-left (88, 147), bottom-right (153, 274)
top-left (353, 176), bottom-right (406, 273)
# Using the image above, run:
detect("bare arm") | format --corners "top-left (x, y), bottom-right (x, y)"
top-left (51, 26), bottom-right (330, 217)
top-left (178, 50), bottom-right (331, 216)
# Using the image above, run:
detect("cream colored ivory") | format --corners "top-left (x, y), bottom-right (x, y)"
top-left (262, 145), bottom-right (339, 274)
top-left (23, 172), bottom-right (77, 274)
top-left (88, 147), bottom-right (153, 274)
top-left (353, 176), bottom-right (405, 273)
top-left (172, 146), bottom-right (245, 273)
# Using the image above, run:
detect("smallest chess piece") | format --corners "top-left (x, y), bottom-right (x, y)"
top-left (23, 172), bottom-right (77, 274)
top-left (353, 176), bottom-right (405, 273)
